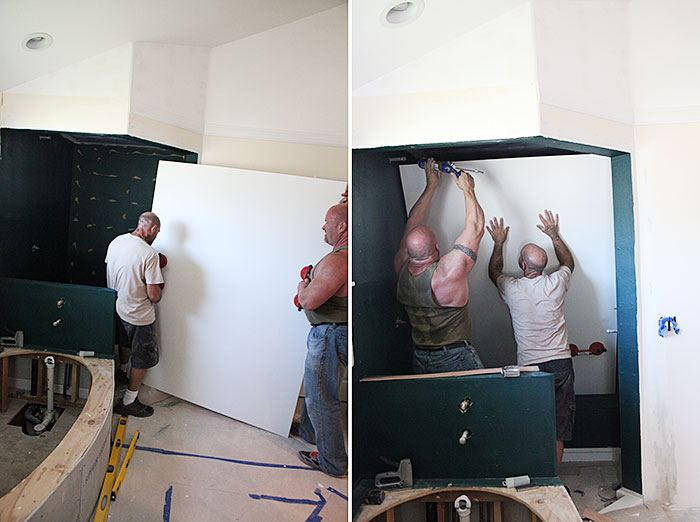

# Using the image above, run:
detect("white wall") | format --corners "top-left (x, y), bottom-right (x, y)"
top-left (352, 3), bottom-right (540, 148)
top-left (204, 5), bottom-right (347, 148)
top-left (532, 0), bottom-right (634, 125)
top-left (129, 42), bottom-right (210, 133)
top-left (400, 155), bottom-right (618, 394)
top-left (0, 43), bottom-right (133, 134)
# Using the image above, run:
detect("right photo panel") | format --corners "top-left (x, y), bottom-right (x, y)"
top-left (350, 0), bottom-right (699, 520)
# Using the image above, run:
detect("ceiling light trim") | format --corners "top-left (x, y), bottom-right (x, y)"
top-left (22, 32), bottom-right (54, 52)
top-left (380, 0), bottom-right (425, 28)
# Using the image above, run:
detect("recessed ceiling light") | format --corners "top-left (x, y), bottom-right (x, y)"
top-left (381, 0), bottom-right (425, 27)
top-left (22, 32), bottom-right (53, 52)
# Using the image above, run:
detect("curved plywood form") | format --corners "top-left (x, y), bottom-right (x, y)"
top-left (356, 486), bottom-right (581, 522)
top-left (0, 349), bottom-right (113, 522)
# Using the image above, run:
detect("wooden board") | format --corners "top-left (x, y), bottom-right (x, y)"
top-left (0, 349), bottom-right (113, 522)
top-left (147, 162), bottom-right (345, 436)
top-left (355, 486), bottom-right (581, 522)
top-left (360, 365), bottom-right (540, 382)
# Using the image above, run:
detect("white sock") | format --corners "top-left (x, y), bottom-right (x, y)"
top-left (120, 363), bottom-right (128, 373)
top-left (123, 388), bottom-right (138, 406)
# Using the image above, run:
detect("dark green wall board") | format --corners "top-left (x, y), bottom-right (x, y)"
top-left (567, 394), bottom-right (620, 448)
top-left (0, 129), bottom-right (73, 281)
top-left (354, 136), bottom-right (627, 166)
top-left (353, 280), bottom-right (412, 380)
top-left (352, 149), bottom-right (408, 284)
top-left (354, 372), bottom-right (557, 481)
top-left (0, 277), bottom-right (116, 357)
top-left (66, 147), bottom-right (191, 287)
top-left (611, 153), bottom-right (641, 493)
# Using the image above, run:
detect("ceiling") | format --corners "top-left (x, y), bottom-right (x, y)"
top-left (352, 0), bottom-right (528, 90)
top-left (0, 0), bottom-right (345, 92)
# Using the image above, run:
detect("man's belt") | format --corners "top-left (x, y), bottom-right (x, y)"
top-left (414, 340), bottom-right (467, 351)
top-left (310, 322), bottom-right (348, 327)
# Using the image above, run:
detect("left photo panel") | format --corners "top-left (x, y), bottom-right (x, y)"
top-left (0, 1), bottom-right (349, 521)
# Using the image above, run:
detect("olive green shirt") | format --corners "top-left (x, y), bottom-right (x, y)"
top-left (396, 262), bottom-right (471, 347)
top-left (304, 245), bottom-right (348, 325)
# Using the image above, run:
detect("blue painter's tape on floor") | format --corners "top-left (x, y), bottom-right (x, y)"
top-left (326, 486), bottom-right (348, 501)
top-left (248, 493), bottom-right (319, 506)
top-left (135, 445), bottom-right (313, 471)
top-left (250, 489), bottom-right (327, 522)
top-left (163, 485), bottom-right (173, 522)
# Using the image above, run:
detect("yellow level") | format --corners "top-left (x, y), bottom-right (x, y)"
top-left (111, 430), bottom-right (140, 501)
top-left (93, 415), bottom-right (128, 522)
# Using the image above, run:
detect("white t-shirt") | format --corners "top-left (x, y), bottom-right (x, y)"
top-left (105, 233), bottom-right (163, 326)
top-left (497, 266), bottom-right (572, 366)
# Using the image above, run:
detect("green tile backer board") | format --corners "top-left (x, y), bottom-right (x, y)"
top-left (0, 277), bottom-right (116, 357)
top-left (355, 372), bottom-right (558, 481)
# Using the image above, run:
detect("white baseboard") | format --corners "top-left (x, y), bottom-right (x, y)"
top-left (562, 447), bottom-right (620, 463)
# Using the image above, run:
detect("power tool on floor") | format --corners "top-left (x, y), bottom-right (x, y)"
top-left (375, 458), bottom-right (413, 489)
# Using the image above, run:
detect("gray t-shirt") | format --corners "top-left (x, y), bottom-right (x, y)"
top-left (105, 233), bottom-right (163, 325)
top-left (497, 266), bottom-right (572, 366)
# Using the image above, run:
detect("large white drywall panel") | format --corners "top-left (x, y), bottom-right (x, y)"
top-left (147, 162), bottom-right (345, 436)
top-left (204, 5), bottom-right (347, 147)
top-left (400, 155), bottom-right (617, 394)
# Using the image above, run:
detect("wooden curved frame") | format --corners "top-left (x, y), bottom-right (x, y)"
top-left (0, 349), bottom-right (113, 522)
top-left (356, 486), bottom-right (582, 522)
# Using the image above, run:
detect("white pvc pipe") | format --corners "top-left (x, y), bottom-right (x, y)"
top-left (34, 356), bottom-right (56, 433)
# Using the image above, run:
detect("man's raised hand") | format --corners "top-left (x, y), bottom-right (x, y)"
top-left (486, 217), bottom-right (509, 245)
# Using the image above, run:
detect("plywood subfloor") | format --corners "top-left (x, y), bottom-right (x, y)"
top-left (101, 394), bottom-right (348, 521)
top-left (0, 398), bottom-right (81, 498)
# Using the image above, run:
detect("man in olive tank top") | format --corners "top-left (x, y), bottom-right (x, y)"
top-left (295, 203), bottom-right (348, 477)
top-left (395, 158), bottom-right (486, 374)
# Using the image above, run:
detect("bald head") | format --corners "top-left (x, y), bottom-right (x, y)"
top-left (138, 212), bottom-right (160, 229)
top-left (327, 204), bottom-right (347, 225)
top-left (323, 204), bottom-right (348, 246)
top-left (519, 243), bottom-right (547, 275)
top-left (135, 211), bottom-right (161, 245)
top-left (405, 226), bottom-right (439, 261)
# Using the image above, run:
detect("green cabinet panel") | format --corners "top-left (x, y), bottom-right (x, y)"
top-left (0, 277), bottom-right (116, 357)
top-left (355, 372), bottom-right (558, 482)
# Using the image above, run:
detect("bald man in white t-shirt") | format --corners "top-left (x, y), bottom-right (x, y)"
top-left (486, 210), bottom-right (575, 469)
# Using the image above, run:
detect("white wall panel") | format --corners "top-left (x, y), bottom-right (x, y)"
top-left (400, 154), bottom-right (617, 394)
top-left (147, 161), bottom-right (344, 436)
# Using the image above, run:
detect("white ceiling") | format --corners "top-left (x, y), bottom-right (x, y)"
top-left (352, 0), bottom-right (528, 90)
top-left (0, 0), bottom-right (345, 92)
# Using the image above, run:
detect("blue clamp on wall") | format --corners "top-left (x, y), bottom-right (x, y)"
top-left (658, 316), bottom-right (679, 338)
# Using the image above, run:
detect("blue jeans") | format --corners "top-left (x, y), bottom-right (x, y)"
top-left (413, 340), bottom-right (484, 374)
top-left (299, 324), bottom-right (348, 476)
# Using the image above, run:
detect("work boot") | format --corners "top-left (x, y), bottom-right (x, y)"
top-left (114, 398), bottom-right (153, 417)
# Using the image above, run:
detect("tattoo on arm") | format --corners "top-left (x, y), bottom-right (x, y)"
top-left (453, 244), bottom-right (477, 263)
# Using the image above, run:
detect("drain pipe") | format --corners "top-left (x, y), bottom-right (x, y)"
top-left (34, 356), bottom-right (56, 433)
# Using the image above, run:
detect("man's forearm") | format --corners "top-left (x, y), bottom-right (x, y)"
top-left (456, 189), bottom-right (485, 246)
top-left (551, 236), bottom-right (575, 271)
top-left (489, 243), bottom-right (504, 285)
top-left (405, 184), bottom-right (437, 231)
